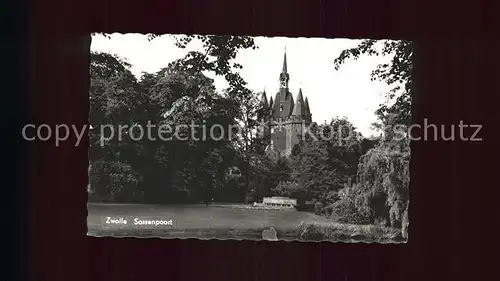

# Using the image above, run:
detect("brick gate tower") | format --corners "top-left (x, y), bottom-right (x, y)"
top-left (259, 50), bottom-right (313, 158)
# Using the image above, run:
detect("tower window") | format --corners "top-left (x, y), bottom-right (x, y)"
top-left (280, 105), bottom-right (284, 111)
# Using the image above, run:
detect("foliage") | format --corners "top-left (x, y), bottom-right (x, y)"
top-left (281, 118), bottom-right (364, 205)
top-left (334, 40), bottom-right (413, 127)
top-left (89, 35), bottom-right (411, 238)
top-left (89, 160), bottom-right (141, 202)
top-left (89, 34), bottom-right (263, 204)
top-left (332, 40), bottom-right (412, 234)
top-left (339, 136), bottom-right (410, 228)
top-left (330, 198), bottom-right (373, 225)
top-left (314, 202), bottom-right (325, 215)
top-left (402, 204), bottom-right (409, 238)
top-left (246, 154), bottom-right (288, 202)
top-left (296, 221), bottom-right (403, 242)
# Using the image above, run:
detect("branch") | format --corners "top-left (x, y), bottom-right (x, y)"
top-left (333, 39), bottom-right (378, 70)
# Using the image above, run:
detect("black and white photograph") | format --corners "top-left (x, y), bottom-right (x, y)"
top-left (87, 33), bottom-right (412, 242)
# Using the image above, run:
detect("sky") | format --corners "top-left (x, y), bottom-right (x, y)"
top-left (91, 34), bottom-right (395, 137)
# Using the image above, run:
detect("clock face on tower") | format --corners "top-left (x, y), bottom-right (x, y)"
top-left (280, 79), bottom-right (287, 88)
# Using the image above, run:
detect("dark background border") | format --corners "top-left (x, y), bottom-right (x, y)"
top-left (21, 0), bottom-right (498, 280)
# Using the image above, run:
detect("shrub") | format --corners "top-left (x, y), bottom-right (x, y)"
top-left (296, 200), bottom-right (315, 212)
top-left (324, 204), bottom-right (334, 217)
top-left (296, 221), bottom-right (402, 242)
top-left (331, 198), bottom-right (373, 225)
top-left (314, 202), bottom-right (325, 214)
top-left (89, 160), bottom-right (141, 202)
top-left (297, 222), bottom-right (325, 241)
top-left (402, 204), bottom-right (409, 239)
top-left (324, 191), bottom-right (339, 203)
top-left (373, 217), bottom-right (388, 227)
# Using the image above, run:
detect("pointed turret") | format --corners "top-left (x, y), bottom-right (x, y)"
top-left (304, 97), bottom-right (310, 114)
top-left (257, 90), bottom-right (271, 122)
top-left (292, 88), bottom-right (305, 116)
top-left (269, 96), bottom-right (274, 115)
top-left (260, 90), bottom-right (269, 108)
top-left (304, 97), bottom-right (311, 121)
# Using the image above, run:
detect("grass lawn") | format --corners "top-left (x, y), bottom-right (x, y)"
top-left (88, 202), bottom-right (328, 237)
top-left (87, 203), bottom-right (404, 242)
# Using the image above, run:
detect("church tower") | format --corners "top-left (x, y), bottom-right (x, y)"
top-left (260, 50), bottom-right (313, 158)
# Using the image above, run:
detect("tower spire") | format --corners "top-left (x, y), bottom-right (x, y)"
top-left (282, 47), bottom-right (288, 73)
top-left (279, 48), bottom-right (290, 90)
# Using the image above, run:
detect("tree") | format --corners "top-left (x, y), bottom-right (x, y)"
top-left (325, 117), bottom-right (364, 177)
top-left (334, 40), bottom-right (413, 128)
top-left (166, 35), bottom-right (261, 203)
top-left (333, 40), bottom-right (412, 233)
top-left (353, 136), bottom-right (410, 228)
top-left (89, 34), bottom-right (260, 204)
top-left (287, 141), bottom-right (340, 204)
top-left (89, 51), bottom-right (145, 200)
top-left (280, 118), bottom-right (364, 205)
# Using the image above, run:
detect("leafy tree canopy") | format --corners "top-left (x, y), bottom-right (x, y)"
top-left (334, 40), bottom-right (413, 127)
